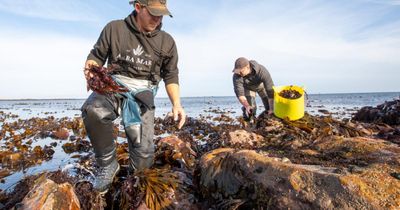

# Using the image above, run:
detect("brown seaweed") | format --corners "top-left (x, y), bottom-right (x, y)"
top-left (155, 136), bottom-right (197, 168)
top-left (120, 168), bottom-right (182, 210)
top-left (278, 89), bottom-right (302, 99)
top-left (1, 101), bottom-right (400, 209)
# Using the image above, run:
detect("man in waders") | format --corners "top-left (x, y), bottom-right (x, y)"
top-left (232, 57), bottom-right (275, 123)
top-left (82, 0), bottom-right (186, 194)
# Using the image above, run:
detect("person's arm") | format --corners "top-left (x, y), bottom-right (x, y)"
top-left (233, 75), bottom-right (253, 114)
top-left (83, 23), bottom-right (112, 87)
top-left (258, 65), bottom-right (275, 114)
top-left (166, 83), bottom-right (186, 129)
top-left (238, 96), bottom-right (252, 113)
top-left (161, 36), bottom-right (185, 128)
top-left (86, 22), bottom-right (112, 67)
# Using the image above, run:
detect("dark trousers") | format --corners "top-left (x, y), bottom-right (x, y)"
top-left (81, 92), bottom-right (155, 171)
top-left (243, 83), bottom-right (270, 116)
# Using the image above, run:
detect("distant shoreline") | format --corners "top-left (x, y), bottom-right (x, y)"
top-left (0, 91), bottom-right (399, 101)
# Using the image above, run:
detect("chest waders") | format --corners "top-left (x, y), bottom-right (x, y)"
top-left (81, 92), bottom-right (121, 194)
top-left (118, 29), bottom-right (166, 172)
top-left (114, 76), bottom-right (159, 171)
top-left (81, 78), bottom-right (158, 194)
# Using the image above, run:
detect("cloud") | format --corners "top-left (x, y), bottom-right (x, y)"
top-left (170, 0), bottom-right (400, 95)
top-left (0, 0), bottom-right (117, 22)
top-left (363, 0), bottom-right (400, 5)
top-left (0, 0), bottom-right (399, 98)
top-left (0, 30), bottom-right (92, 99)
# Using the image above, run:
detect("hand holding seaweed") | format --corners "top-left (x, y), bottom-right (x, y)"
top-left (85, 65), bottom-right (128, 95)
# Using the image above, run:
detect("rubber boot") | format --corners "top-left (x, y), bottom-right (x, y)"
top-left (81, 92), bottom-right (120, 194)
top-left (261, 96), bottom-right (271, 112)
top-left (93, 147), bottom-right (120, 194)
top-left (125, 109), bottom-right (155, 173)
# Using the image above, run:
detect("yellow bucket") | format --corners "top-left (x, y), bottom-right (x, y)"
top-left (273, 85), bottom-right (305, 121)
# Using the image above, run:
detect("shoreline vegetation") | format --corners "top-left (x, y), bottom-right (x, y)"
top-left (0, 98), bottom-right (399, 209)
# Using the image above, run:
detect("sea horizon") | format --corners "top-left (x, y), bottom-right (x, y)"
top-left (0, 91), bottom-right (399, 101)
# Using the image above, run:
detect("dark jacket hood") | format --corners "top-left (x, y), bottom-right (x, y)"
top-left (87, 11), bottom-right (179, 85)
top-left (124, 11), bottom-right (163, 37)
top-left (244, 60), bottom-right (259, 78)
top-left (249, 60), bottom-right (261, 73)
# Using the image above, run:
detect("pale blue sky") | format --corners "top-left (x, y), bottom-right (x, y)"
top-left (0, 0), bottom-right (399, 99)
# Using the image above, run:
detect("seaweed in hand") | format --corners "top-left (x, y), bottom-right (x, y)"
top-left (86, 65), bottom-right (128, 95)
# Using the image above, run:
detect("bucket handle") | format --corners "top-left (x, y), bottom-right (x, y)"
top-left (304, 90), bottom-right (310, 107)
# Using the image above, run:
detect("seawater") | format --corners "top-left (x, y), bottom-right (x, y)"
top-left (1, 92), bottom-right (399, 120)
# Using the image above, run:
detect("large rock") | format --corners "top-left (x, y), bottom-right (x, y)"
top-left (311, 136), bottom-right (400, 166)
top-left (227, 129), bottom-right (264, 148)
top-left (15, 177), bottom-right (80, 210)
top-left (361, 123), bottom-right (400, 146)
top-left (353, 99), bottom-right (400, 125)
top-left (199, 148), bottom-right (400, 209)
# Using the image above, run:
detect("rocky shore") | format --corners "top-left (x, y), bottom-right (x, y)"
top-left (0, 99), bottom-right (399, 209)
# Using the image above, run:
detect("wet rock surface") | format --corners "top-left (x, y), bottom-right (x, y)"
top-left (227, 129), bottom-right (264, 148)
top-left (0, 100), bottom-right (400, 209)
top-left (15, 176), bottom-right (80, 210)
top-left (353, 99), bottom-right (400, 125)
top-left (352, 100), bottom-right (400, 146)
top-left (199, 148), bottom-right (400, 209)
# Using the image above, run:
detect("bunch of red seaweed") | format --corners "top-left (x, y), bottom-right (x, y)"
top-left (86, 65), bottom-right (128, 95)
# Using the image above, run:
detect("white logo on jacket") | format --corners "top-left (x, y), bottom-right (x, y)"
top-left (133, 45), bottom-right (144, 56)
top-left (116, 44), bottom-right (153, 70)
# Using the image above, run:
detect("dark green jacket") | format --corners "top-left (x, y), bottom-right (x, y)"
top-left (233, 60), bottom-right (274, 98)
top-left (87, 12), bottom-right (179, 85)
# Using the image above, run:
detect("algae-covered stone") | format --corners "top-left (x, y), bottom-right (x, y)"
top-left (15, 177), bottom-right (80, 210)
top-left (199, 148), bottom-right (400, 209)
top-left (227, 129), bottom-right (264, 148)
